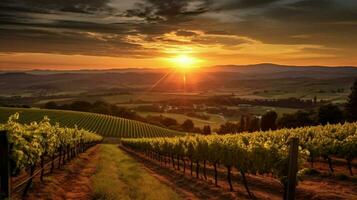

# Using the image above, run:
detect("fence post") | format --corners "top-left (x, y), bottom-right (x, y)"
top-left (0, 131), bottom-right (11, 199)
top-left (286, 137), bottom-right (299, 200)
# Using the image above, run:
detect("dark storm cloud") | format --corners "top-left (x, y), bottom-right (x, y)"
top-left (0, 0), bottom-right (357, 58)
top-left (0, 0), bottom-right (115, 15)
top-left (124, 0), bottom-right (211, 22)
top-left (0, 28), bottom-right (160, 57)
top-left (266, 0), bottom-right (357, 23)
top-left (216, 0), bottom-right (280, 10)
top-left (241, 0), bottom-right (357, 47)
top-left (0, 18), bottom-right (127, 34)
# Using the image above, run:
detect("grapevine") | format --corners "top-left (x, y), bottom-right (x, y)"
top-left (0, 113), bottom-right (102, 175)
top-left (121, 122), bottom-right (357, 197)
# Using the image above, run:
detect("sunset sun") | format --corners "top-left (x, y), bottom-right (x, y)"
top-left (169, 54), bottom-right (200, 71)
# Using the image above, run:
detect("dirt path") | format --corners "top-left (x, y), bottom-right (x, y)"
top-left (121, 146), bottom-right (357, 200)
top-left (25, 144), bottom-right (190, 200)
top-left (26, 145), bottom-right (100, 200)
top-left (23, 144), bottom-right (356, 200)
top-left (121, 147), bottom-right (242, 200)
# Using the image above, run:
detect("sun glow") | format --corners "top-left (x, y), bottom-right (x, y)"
top-left (169, 54), bottom-right (200, 71)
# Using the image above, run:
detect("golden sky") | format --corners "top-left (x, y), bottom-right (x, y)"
top-left (1, 0), bottom-right (357, 70)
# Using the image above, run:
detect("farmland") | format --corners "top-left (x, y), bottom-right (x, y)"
top-left (0, 107), bottom-right (184, 138)
top-left (1, 77), bottom-right (356, 199)
top-left (138, 111), bottom-right (226, 129)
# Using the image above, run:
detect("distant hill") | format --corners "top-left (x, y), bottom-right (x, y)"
top-left (0, 63), bottom-right (356, 95)
top-left (205, 63), bottom-right (357, 79)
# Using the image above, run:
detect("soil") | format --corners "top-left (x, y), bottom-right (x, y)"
top-left (121, 146), bottom-right (357, 200)
top-left (25, 145), bottom-right (100, 200)
top-left (19, 145), bottom-right (357, 200)
top-left (23, 145), bottom-right (203, 200)
top-left (122, 147), bottom-right (240, 200)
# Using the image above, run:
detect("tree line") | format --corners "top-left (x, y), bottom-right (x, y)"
top-left (43, 79), bottom-right (357, 135)
top-left (163, 96), bottom-right (322, 109)
top-left (217, 79), bottom-right (357, 134)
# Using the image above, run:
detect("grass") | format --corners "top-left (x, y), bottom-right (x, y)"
top-left (92, 145), bottom-right (182, 200)
top-left (138, 106), bottom-right (297, 130)
top-left (102, 92), bottom-right (206, 104)
top-left (138, 111), bottom-right (226, 129)
top-left (245, 106), bottom-right (298, 115)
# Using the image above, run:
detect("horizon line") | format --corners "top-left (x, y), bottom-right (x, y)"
top-left (1, 63), bottom-right (357, 72)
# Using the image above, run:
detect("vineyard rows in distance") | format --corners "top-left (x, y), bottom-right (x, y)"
top-left (0, 107), bottom-right (184, 138)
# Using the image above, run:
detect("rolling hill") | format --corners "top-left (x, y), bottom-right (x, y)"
top-left (0, 107), bottom-right (184, 138)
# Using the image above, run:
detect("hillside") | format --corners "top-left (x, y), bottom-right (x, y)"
top-left (1, 64), bottom-right (357, 95)
top-left (0, 107), bottom-right (184, 138)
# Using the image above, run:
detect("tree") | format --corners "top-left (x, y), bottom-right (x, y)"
top-left (182, 119), bottom-right (194, 131)
top-left (239, 116), bottom-right (245, 132)
top-left (346, 79), bottom-right (357, 122)
top-left (277, 110), bottom-right (316, 129)
top-left (217, 122), bottom-right (239, 134)
top-left (248, 117), bottom-right (260, 132)
top-left (202, 125), bottom-right (211, 135)
top-left (261, 111), bottom-right (277, 131)
top-left (313, 96), bottom-right (317, 105)
top-left (318, 104), bottom-right (344, 125)
top-left (69, 101), bottom-right (92, 111)
top-left (244, 115), bottom-right (252, 131)
top-left (192, 127), bottom-right (203, 133)
top-left (162, 117), bottom-right (178, 127)
top-left (44, 101), bottom-right (58, 109)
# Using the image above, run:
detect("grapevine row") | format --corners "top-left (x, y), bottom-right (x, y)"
top-left (0, 113), bottom-right (102, 175)
top-left (0, 107), bottom-right (184, 138)
top-left (121, 122), bottom-right (357, 198)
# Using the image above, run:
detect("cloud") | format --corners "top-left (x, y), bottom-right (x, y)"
top-left (0, 28), bottom-right (160, 58)
top-left (214, 0), bottom-right (280, 10)
top-left (0, 0), bottom-right (357, 65)
top-left (173, 30), bottom-right (199, 37)
top-left (0, 0), bottom-right (115, 15)
top-left (124, 0), bottom-right (211, 22)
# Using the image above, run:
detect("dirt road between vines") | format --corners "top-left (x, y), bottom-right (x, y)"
top-left (25, 145), bottom-right (100, 200)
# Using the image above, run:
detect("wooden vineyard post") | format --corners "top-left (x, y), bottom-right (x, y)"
top-left (40, 156), bottom-right (45, 182)
top-left (58, 146), bottom-right (62, 168)
top-left (0, 131), bottom-right (11, 199)
top-left (286, 138), bottom-right (299, 200)
top-left (22, 166), bottom-right (35, 198)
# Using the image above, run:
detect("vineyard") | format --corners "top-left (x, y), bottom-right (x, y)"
top-left (0, 107), bottom-right (356, 199)
top-left (0, 107), bottom-right (184, 138)
top-left (121, 122), bottom-right (357, 199)
top-left (0, 113), bottom-right (102, 198)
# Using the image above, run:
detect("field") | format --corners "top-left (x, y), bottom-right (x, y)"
top-left (55, 88), bottom-right (348, 105)
top-left (226, 106), bottom-right (298, 117)
top-left (138, 111), bottom-right (226, 129)
top-left (103, 92), bottom-right (206, 103)
top-left (0, 107), bottom-right (183, 138)
top-left (29, 76), bottom-right (351, 106)
top-left (137, 106), bottom-right (297, 130)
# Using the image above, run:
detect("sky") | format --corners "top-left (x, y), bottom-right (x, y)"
top-left (1, 0), bottom-right (357, 70)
